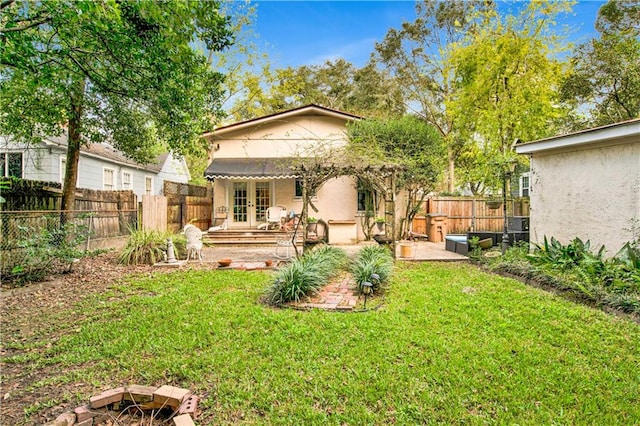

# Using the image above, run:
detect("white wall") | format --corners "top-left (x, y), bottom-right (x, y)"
top-left (528, 140), bottom-right (640, 255)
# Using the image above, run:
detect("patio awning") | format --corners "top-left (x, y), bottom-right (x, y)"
top-left (204, 158), bottom-right (300, 180)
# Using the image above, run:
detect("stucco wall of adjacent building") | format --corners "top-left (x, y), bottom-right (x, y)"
top-left (527, 139), bottom-right (640, 255)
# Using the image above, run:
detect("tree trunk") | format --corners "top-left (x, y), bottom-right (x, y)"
top-left (447, 148), bottom-right (455, 193)
top-left (61, 78), bottom-right (86, 221)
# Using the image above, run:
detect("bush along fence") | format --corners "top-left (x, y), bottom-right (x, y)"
top-left (484, 237), bottom-right (640, 316)
top-left (0, 209), bottom-right (137, 284)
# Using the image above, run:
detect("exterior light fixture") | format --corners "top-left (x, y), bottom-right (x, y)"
top-left (362, 281), bottom-right (373, 309)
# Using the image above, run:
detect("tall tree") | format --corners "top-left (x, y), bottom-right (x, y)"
top-left (561, 0), bottom-right (640, 127)
top-left (1, 0), bottom-right (232, 211)
top-left (447, 0), bottom-right (572, 193)
top-left (374, 0), bottom-right (493, 192)
top-left (347, 115), bottom-right (445, 238)
top-left (229, 59), bottom-right (406, 120)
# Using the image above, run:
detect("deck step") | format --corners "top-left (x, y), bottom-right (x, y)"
top-left (203, 229), bottom-right (303, 245)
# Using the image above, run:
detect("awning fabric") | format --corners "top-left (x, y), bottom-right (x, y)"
top-left (204, 158), bottom-right (300, 180)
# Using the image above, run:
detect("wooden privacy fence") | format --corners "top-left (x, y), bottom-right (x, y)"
top-left (413, 196), bottom-right (530, 235)
top-left (164, 181), bottom-right (213, 233)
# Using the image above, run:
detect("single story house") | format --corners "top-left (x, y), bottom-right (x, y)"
top-left (1, 134), bottom-right (190, 199)
top-left (203, 104), bottom-right (381, 243)
top-left (514, 118), bottom-right (640, 255)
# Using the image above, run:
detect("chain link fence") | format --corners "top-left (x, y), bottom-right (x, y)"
top-left (1, 209), bottom-right (137, 281)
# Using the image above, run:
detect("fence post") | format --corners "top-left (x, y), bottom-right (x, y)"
top-left (471, 198), bottom-right (476, 232)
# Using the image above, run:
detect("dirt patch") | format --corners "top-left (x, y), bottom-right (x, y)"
top-left (0, 252), bottom-right (218, 425)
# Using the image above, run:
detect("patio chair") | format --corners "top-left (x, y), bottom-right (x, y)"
top-left (183, 224), bottom-right (205, 262)
top-left (266, 206), bottom-right (288, 230)
top-left (209, 206), bottom-right (228, 232)
top-left (275, 230), bottom-right (296, 259)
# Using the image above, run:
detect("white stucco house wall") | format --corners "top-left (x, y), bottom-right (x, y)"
top-left (514, 118), bottom-right (640, 255)
top-left (1, 134), bottom-right (190, 199)
top-left (203, 104), bottom-right (378, 242)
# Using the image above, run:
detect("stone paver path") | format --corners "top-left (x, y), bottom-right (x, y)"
top-left (294, 273), bottom-right (360, 311)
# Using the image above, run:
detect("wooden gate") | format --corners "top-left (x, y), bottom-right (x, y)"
top-left (164, 181), bottom-right (213, 233)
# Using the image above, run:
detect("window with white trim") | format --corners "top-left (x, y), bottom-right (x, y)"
top-left (145, 176), bottom-right (153, 195)
top-left (122, 171), bottom-right (132, 190)
top-left (59, 155), bottom-right (66, 183)
top-left (519, 172), bottom-right (530, 197)
top-left (103, 168), bottom-right (115, 190)
top-left (0, 152), bottom-right (23, 178)
top-left (294, 178), bottom-right (316, 198)
top-left (357, 178), bottom-right (376, 213)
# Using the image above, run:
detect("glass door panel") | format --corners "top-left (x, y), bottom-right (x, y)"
top-left (232, 182), bottom-right (248, 225)
top-left (231, 181), bottom-right (272, 227)
top-left (255, 182), bottom-right (271, 223)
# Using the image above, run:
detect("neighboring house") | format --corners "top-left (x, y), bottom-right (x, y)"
top-left (514, 118), bottom-right (640, 255)
top-left (1, 134), bottom-right (190, 199)
top-left (203, 104), bottom-right (372, 241)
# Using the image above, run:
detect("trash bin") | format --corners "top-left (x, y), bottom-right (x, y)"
top-left (426, 213), bottom-right (448, 243)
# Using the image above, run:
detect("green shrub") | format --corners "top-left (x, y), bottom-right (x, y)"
top-left (9, 216), bottom-right (96, 284)
top-left (486, 237), bottom-right (640, 315)
top-left (265, 246), bottom-right (348, 305)
top-left (351, 245), bottom-right (394, 294)
top-left (118, 228), bottom-right (186, 265)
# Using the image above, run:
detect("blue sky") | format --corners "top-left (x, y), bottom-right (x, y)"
top-left (252, 0), bottom-right (606, 68)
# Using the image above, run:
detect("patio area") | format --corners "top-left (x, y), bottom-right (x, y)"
top-left (195, 241), bottom-right (468, 265)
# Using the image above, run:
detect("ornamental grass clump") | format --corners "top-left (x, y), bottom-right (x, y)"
top-left (266, 246), bottom-right (348, 305)
top-left (351, 245), bottom-right (394, 294)
top-left (118, 228), bottom-right (186, 265)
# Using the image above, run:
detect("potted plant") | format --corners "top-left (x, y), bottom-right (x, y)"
top-left (374, 216), bottom-right (386, 231)
top-left (486, 198), bottom-right (503, 210)
top-left (306, 216), bottom-right (319, 234)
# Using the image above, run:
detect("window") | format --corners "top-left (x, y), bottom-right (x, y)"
top-left (59, 155), bottom-right (66, 183)
top-left (294, 178), bottom-right (303, 197)
top-left (0, 152), bottom-right (23, 178)
top-left (519, 172), bottom-right (530, 197)
top-left (294, 178), bottom-right (316, 198)
top-left (103, 168), bottom-right (115, 190)
top-left (122, 171), bottom-right (132, 190)
top-left (357, 178), bottom-right (376, 212)
top-left (145, 176), bottom-right (153, 195)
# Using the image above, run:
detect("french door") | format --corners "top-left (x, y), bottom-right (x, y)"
top-left (231, 181), bottom-right (271, 228)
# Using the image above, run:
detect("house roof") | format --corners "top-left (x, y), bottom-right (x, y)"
top-left (202, 104), bottom-right (362, 138)
top-left (204, 158), bottom-right (299, 180)
top-left (514, 118), bottom-right (640, 155)
top-left (44, 134), bottom-right (168, 172)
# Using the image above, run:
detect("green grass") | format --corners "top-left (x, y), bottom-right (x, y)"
top-left (8, 263), bottom-right (640, 424)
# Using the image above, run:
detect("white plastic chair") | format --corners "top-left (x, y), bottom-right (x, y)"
top-left (183, 224), bottom-right (205, 262)
top-left (209, 206), bottom-right (228, 232)
top-left (266, 206), bottom-right (288, 230)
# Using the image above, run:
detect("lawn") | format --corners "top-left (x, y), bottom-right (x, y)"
top-left (3, 261), bottom-right (639, 424)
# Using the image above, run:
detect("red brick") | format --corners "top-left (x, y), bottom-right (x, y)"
top-left (89, 387), bottom-right (125, 409)
top-left (178, 395), bottom-right (199, 415)
top-left (74, 405), bottom-right (96, 422)
top-left (173, 414), bottom-right (196, 426)
top-left (153, 385), bottom-right (192, 409)
top-left (139, 400), bottom-right (169, 410)
top-left (123, 385), bottom-right (157, 403)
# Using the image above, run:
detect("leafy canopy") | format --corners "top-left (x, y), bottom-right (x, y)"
top-left (561, 0), bottom-right (640, 126)
top-left (1, 0), bottom-right (233, 207)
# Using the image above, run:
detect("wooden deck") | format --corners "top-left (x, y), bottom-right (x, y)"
top-left (203, 229), bottom-right (304, 245)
